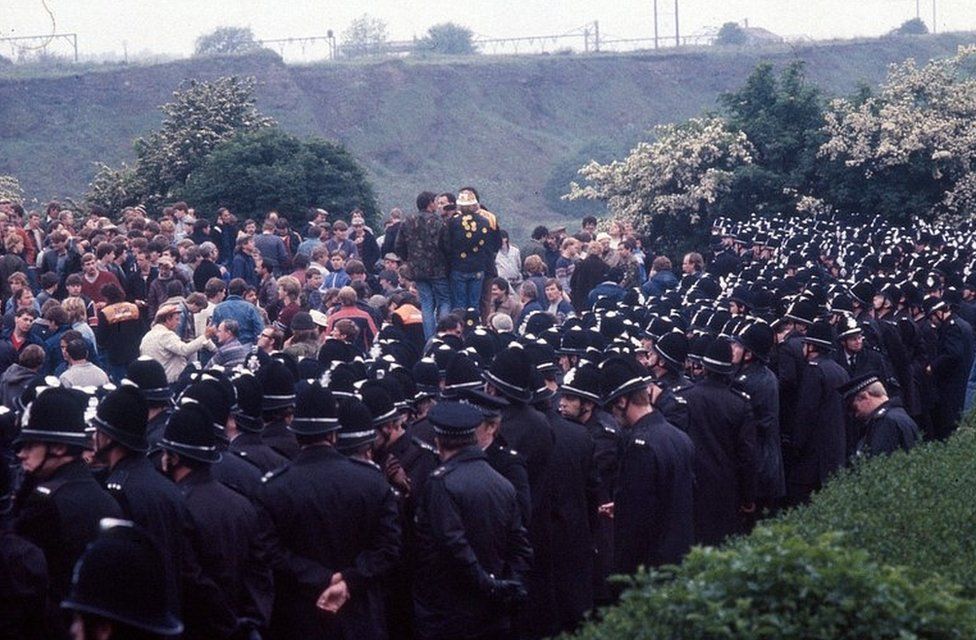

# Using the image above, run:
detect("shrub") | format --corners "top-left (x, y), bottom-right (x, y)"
top-left (776, 423), bottom-right (976, 595)
top-left (567, 526), bottom-right (976, 639)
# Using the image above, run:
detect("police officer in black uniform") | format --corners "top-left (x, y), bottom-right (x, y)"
top-left (783, 319), bottom-right (849, 505)
top-left (158, 401), bottom-right (274, 636)
top-left (839, 374), bottom-right (921, 458)
top-left (1, 460), bottom-right (48, 640)
top-left (125, 357), bottom-right (174, 450)
top-left (258, 359), bottom-right (299, 460)
top-left (684, 337), bottom-right (758, 545)
top-left (61, 519), bottom-right (184, 639)
top-left (643, 330), bottom-right (691, 431)
top-left (257, 381), bottom-right (401, 640)
top-left (13, 386), bottom-right (122, 636)
top-left (558, 362), bottom-right (619, 604)
top-left (412, 401), bottom-right (533, 640)
top-left (598, 355), bottom-right (695, 575)
top-left (91, 385), bottom-right (238, 638)
top-left (731, 320), bottom-right (785, 512)
top-left (228, 372), bottom-right (289, 473)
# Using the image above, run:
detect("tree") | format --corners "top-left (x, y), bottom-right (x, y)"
top-left (417, 23), bottom-right (477, 55)
top-left (567, 117), bottom-right (754, 253)
top-left (179, 127), bottom-right (380, 227)
top-left (716, 61), bottom-right (828, 217)
top-left (0, 175), bottom-right (24, 203)
top-left (341, 14), bottom-right (388, 58)
top-left (194, 26), bottom-right (261, 57)
top-left (86, 76), bottom-right (276, 213)
top-left (890, 18), bottom-right (929, 36)
top-left (715, 22), bottom-right (748, 46)
top-left (820, 45), bottom-right (976, 223)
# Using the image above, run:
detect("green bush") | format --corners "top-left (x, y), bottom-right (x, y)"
top-left (567, 526), bottom-right (976, 639)
top-left (776, 424), bottom-right (976, 595)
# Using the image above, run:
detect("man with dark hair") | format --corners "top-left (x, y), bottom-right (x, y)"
top-left (521, 225), bottom-right (550, 269)
top-left (95, 283), bottom-right (142, 382)
top-left (212, 278), bottom-right (265, 346)
top-left (253, 219), bottom-right (290, 275)
top-left (396, 191), bottom-right (451, 339)
top-left (58, 338), bottom-right (110, 388)
top-left (0, 343), bottom-right (44, 409)
top-left (231, 236), bottom-right (259, 287)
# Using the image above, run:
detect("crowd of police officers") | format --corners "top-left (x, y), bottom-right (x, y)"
top-left (2, 210), bottom-right (975, 640)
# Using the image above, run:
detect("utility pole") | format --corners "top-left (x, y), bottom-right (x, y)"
top-left (674, 0), bottom-right (680, 46)
top-left (916, 0), bottom-right (920, 19)
top-left (932, 0), bottom-right (937, 33)
top-left (594, 20), bottom-right (600, 52)
top-left (653, 0), bottom-right (659, 49)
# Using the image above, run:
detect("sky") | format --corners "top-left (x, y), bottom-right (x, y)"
top-left (1, 0), bottom-right (975, 62)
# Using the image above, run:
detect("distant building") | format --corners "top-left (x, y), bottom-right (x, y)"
top-left (742, 27), bottom-right (784, 46)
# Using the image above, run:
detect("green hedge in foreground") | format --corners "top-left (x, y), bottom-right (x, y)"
top-left (565, 422), bottom-right (976, 639)
top-left (569, 527), bottom-right (976, 639)
top-left (777, 425), bottom-right (976, 595)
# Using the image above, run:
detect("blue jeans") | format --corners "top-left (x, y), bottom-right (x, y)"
top-left (416, 277), bottom-right (452, 338)
top-left (450, 270), bottom-right (484, 312)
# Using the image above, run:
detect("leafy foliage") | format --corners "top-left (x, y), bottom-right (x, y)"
top-left (567, 117), bottom-right (754, 252)
top-left (85, 76), bottom-right (275, 213)
top-left (0, 175), bottom-right (24, 202)
top-left (417, 23), bottom-right (477, 55)
top-left (341, 14), bottom-right (388, 58)
top-left (568, 526), bottom-right (976, 639)
top-left (820, 45), bottom-right (976, 223)
top-left (715, 22), bottom-right (748, 46)
top-left (777, 423), bottom-right (976, 595)
top-left (194, 27), bottom-right (262, 57)
top-left (179, 127), bottom-right (378, 226)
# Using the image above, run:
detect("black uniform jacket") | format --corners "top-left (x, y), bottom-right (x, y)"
top-left (258, 443), bottom-right (401, 640)
top-left (612, 410), bottom-right (695, 574)
top-left (413, 446), bottom-right (533, 640)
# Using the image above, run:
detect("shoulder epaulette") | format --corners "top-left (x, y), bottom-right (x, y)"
top-left (260, 466), bottom-right (289, 484)
top-left (232, 449), bottom-right (263, 470)
top-left (413, 437), bottom-right (438, 454)
top-left (732, 388), bottom-right (751, 402)
top-left (431, 465), bottom-right (448, 477)
top-left (672, 395), bottom-right (688, 405)
top-left (633, 438), bottom-right (647, 447)
top-left (36, 477), bottom-right (69, 497)
top-left (736, 373), bottom-right (748, 383)
top-left (808, 360), bottom-right (820, 367)
top-left (105, 471), bottom-right (128, 493)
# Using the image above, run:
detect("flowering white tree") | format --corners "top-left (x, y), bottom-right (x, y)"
top-left (820, 45), bottom-right (976, 221)
top-left (567, 117), bottom-right (755, 234)
top-left (0, 175), bottom-right (24, 203)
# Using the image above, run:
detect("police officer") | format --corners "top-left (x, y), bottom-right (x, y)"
top-left (91, 385), bottom-right (238, 638)
top-left (731, 320), bottom-right (785, 511)
top-left (924, 295), bottom-right (976, 439)
top-left (158, 401), bottom-right (274, 636)
top-left (228, 372), bottom-right (289, 473)
top-left (257, 381), bottom-right (401, 640)
top-left (61, 519), bottom-right (184, 639)
top-left (839, 374), bottom-right (920, 458)
top-left (644, 330), bottom-right (691, 431)
top-left (1, 460), bottom-right (48, 640)
top-left (783, 319), bottom-right (849, 505)
top-left (258, 359), bottom-right (299, 459)
top-left (412, 401), bottom-right (532, 640)
top-left (558, 362), bottom-right (619, 604)
top-left (684, 337), bottom-right (758, 545)
top-left (13, 386), bottom-right (122, 635)
top-left (125, 357), bottom-right (174, 450)
top-left (598, 355), bottom-right (695, 574)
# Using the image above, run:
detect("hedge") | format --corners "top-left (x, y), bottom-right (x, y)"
top-left (564, 419), bottom-right (976, 638)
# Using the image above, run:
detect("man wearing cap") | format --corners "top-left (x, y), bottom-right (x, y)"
top-left (599, 355), bottom-right (695, 574)
top-left (13, 387), bottom-right (122, 628)
top-left (445, 191), bottom-right (492, 312)
top-left (159, 401), bottom-right (273, 635)
top-left (91, 386), bottom-right (238, 638)
top-left (731, 321), bottom-right (786, 511)
top-left (783, 319), bottom-right (849, 505)
top-left (139, 305), bottom-right (216, 384)
top-left (258, 384), bottom-right (401, 640)
top-left (839, 375), bottom-right (920, 458)
top-left (413, 401), bottom-right (532, 640)
top-left (684, 337), bottom-right (758, 545)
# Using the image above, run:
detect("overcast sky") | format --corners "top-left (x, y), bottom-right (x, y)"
top-left (2, 0), bottom-right (975, 61)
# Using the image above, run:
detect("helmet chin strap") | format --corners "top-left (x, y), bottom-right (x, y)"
top-left (92, 434), bottom-right (119, 465)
